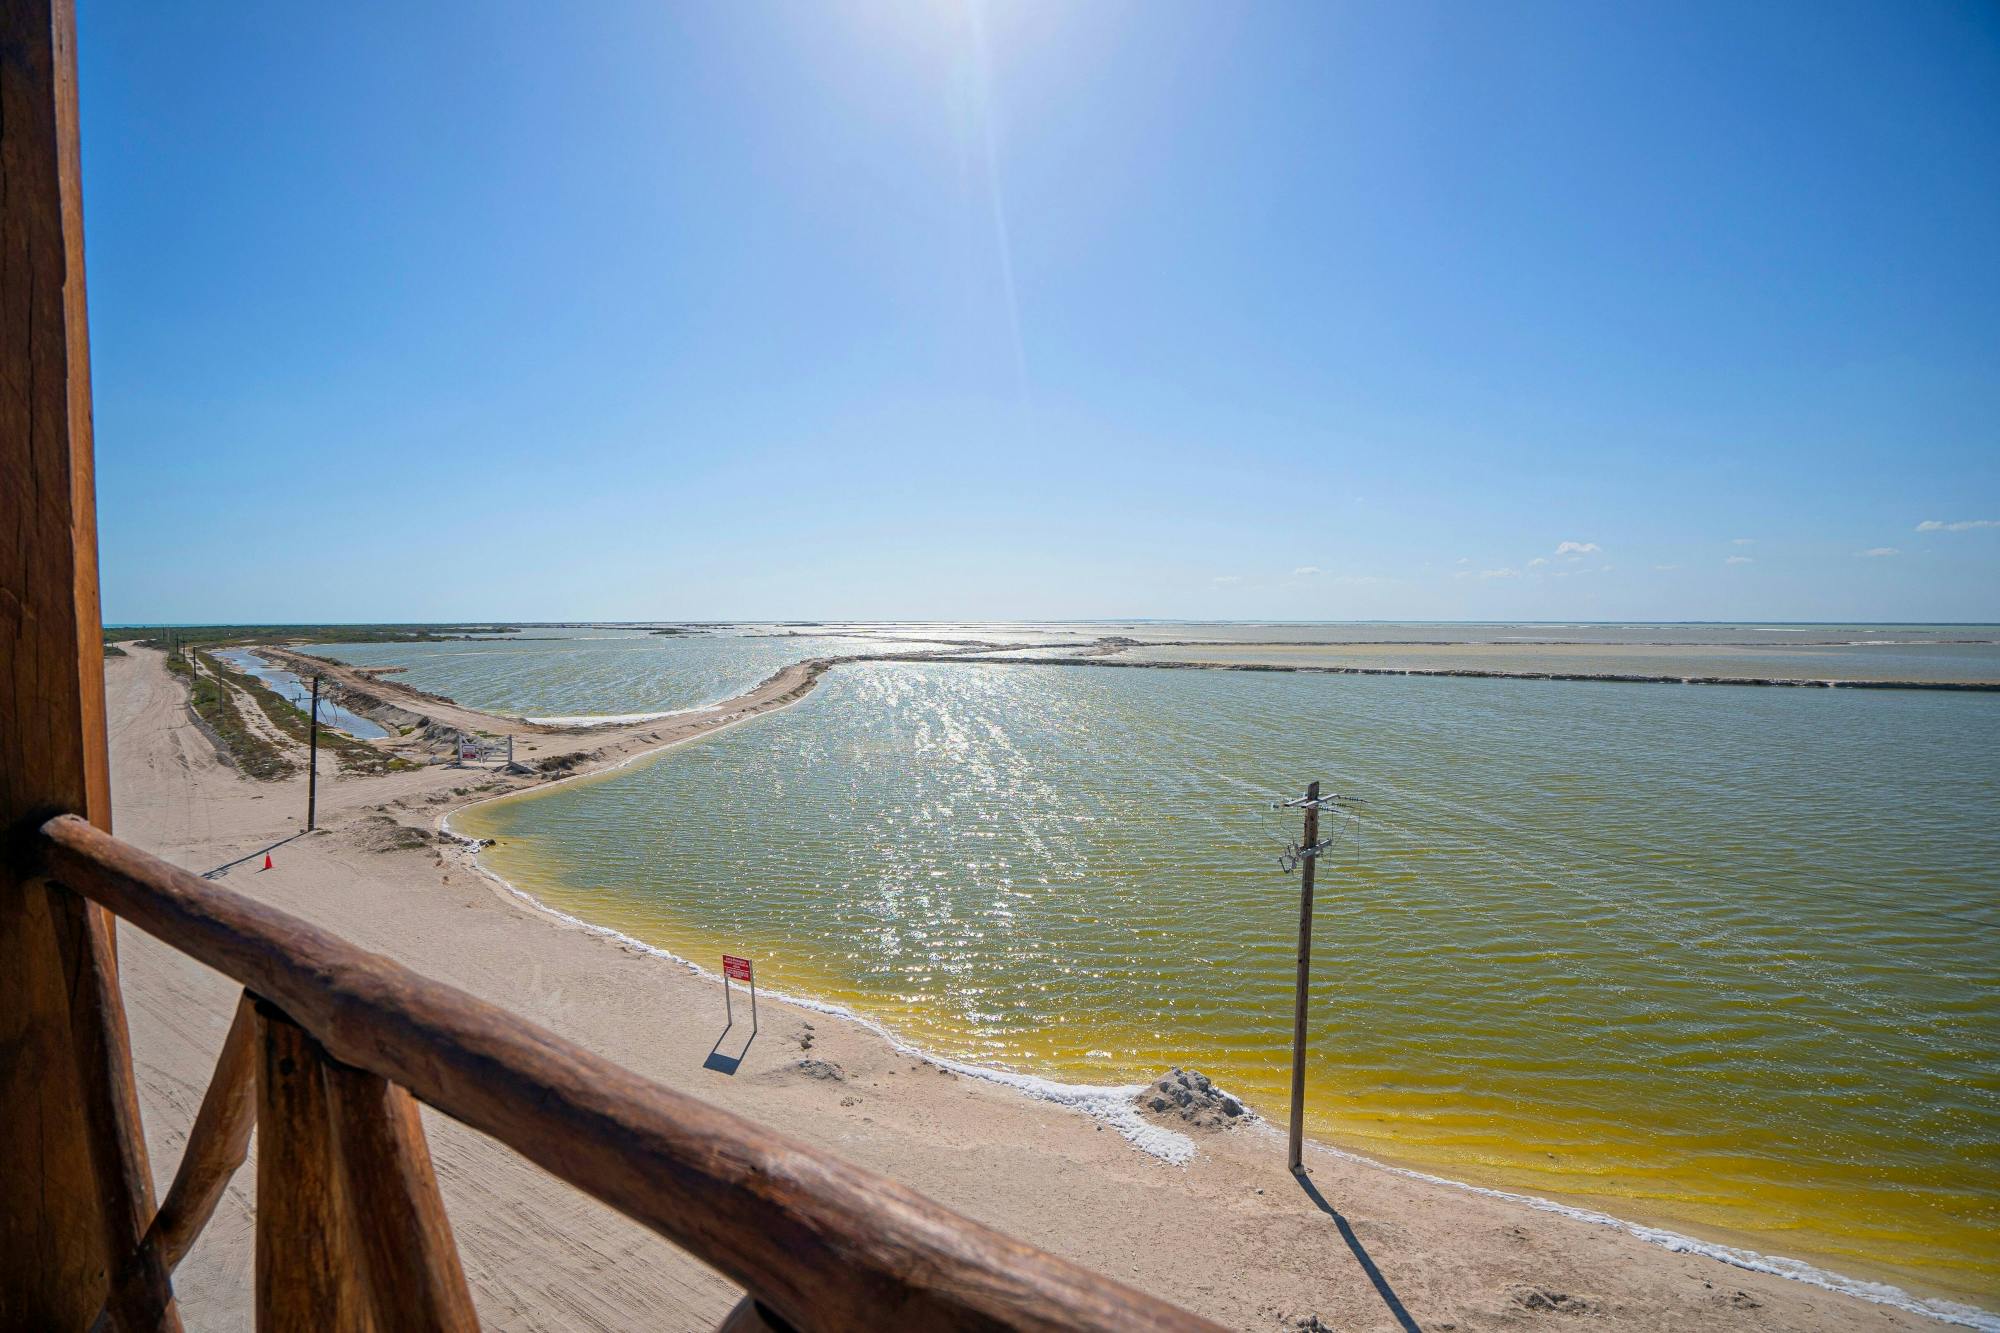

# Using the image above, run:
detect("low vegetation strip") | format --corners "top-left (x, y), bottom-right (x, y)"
top-left (114, 622), bottom-right (522, 651)
top-left (173, 653), bottom-right (296, 781)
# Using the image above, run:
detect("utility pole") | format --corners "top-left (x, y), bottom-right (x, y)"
top-left (306, 675), bottom-right (320, 832)
top-left (1286, 781), bottom-right (1321, 1172)
top-left (1275, 781), bottom-right (1362, 1173)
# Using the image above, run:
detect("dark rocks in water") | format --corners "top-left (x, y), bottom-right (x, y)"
top-left (1143, 1067), bottom-right (1250, 1129)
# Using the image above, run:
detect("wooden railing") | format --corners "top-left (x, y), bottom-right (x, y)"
top-left (32, 813), bottom-right (1222, 1332)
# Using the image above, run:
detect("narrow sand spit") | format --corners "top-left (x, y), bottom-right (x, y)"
top-left (106, 645), bottom-right (1971, 1331)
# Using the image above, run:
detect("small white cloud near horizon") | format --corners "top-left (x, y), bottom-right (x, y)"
top-left (1292, 565), bottom-right (1322, 577)
top-left (1212, 575), bottom-right (1243, 585)
top-left (1555, 540), bottom-right (1600, 556)
top-left (1455, 556), bottom-right (1471, 564)
top-left (1857, 547), bottom-right (1901, 558)
top-left (1917, 519), bottom-right (1999, 532)
top-left (1731, 537), bottom-right (1756, 545)
top-left (1527, 556), bottom-right (1548, 567)
top-left (1653, 563), bottom-right (1680, 571)
top-left (1725, 555), bottom-right (1753, 565)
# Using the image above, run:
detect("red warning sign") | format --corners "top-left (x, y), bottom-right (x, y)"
top-left (722, 955), bottom-right (753, 983)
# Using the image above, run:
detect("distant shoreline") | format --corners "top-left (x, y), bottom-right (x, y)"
top-left (901, 651), bottom-right (2000, 693)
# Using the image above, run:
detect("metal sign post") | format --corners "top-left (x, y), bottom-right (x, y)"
top-left (723, 955), bottom-right (756, 1032)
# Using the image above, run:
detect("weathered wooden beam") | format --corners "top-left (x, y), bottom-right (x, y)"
top-left (150, 992), bottom-right (260, 1271)
top-left (52, 884), bottom-right (180, 1331)
top-left (717, 1296), bottom-right (795, 1332)
top-left (42, 815), bottom-right (1224, 1333)
top-left (256, 1003), bottom-right (373, 1333)
top-left (324, 1062), bottom-right (480, 1332)
top-left (1, 0), bottom-right (172, 1326)
top-left (89, 994), bottom-right (257, 1331)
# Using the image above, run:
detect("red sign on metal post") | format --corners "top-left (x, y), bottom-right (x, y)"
top-left (722, 954), bottom-right (757, 1033)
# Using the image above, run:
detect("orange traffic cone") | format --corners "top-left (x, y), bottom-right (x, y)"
top-left (262, 853), bottom-right (273, 871)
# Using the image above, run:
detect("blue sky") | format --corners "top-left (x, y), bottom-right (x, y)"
top-left (82, 1), bottom-right (1998, 623)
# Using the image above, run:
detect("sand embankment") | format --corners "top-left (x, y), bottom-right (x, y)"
top-left (876, 649), bottom-right (2000, 692)
top-left (105, 645), bottom-right (1955, 1331)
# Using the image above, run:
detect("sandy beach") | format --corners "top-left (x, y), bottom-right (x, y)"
top-left (107, 644), bottom-right (1958, 1331)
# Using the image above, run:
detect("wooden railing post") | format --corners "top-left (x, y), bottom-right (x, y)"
top-left (324, 1064), bottom-right (480, 1331)
top-left (145, 993), bottom-right (261, 1273)
top-left (255, 1003), bottom-right (373, 1333)
top-left (1, 0), bottom-right (177, 1326)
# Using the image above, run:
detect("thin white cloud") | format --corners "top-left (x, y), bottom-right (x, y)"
top-left (1731, 537), bottom-right (1756, 545)
top-left (1916, 519), bottom-right (1999, 532)
top-left (1652, 564), bottom-right (1680, 571)
top-left (1211, 575), bottom-right (1242, 585)
top-left (1600, 564), bottom-right (1614, 572)
top-left (1857, 547), bottom-right (1900, 558)
top-left (1725, 555), bottom-right (1753, 565)
top-left (1476, 567), bottom-right (1520, 579)
top-left (1292, 566), bottom-right (1322, 577)
top-left (1455, 557), bottom-right (1471, 565)
top-left (1555, 541), bottom-right (1600, 556)
top-left (1526, 556), bottom-right (1547, 568)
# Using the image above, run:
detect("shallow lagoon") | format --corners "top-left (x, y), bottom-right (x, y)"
top-left (459, 659), bottom-right (2000, 1307)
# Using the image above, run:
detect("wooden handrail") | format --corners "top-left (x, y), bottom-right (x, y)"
top-left (36, 814), bottom-right (1221, 1332)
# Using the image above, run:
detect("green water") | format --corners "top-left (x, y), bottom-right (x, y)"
top-left (455, 660), bottom-right (1999, 1311)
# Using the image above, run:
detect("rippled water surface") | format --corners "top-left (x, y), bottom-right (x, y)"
top-left (458, 661), bottom-right (2000, 1306)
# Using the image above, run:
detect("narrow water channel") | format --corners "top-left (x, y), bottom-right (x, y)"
top-left (214, 649), bottom-right (390, 739)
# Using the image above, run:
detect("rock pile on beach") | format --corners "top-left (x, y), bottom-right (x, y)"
top-left (351, 814), bottom-right (432, 853)
top-left (1143, 1067), bottom-right (1250, 1130)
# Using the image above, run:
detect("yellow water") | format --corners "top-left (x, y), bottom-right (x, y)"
top-left (456, 660), bottom-right (2000, 1313)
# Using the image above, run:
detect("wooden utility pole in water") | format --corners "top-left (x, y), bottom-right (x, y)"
top-left (1286, 781), bottom-right (1321, 1172)
top-left (1277, 781), bottom-right (1362, 1172)
top-left (307, 676), bottom-right (320, 831)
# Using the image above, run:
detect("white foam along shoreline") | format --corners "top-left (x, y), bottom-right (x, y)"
top-left (436, 817), bottom-right (1999, 1333)
top-left (428, 661), bottom-right (1996, 1331)
top-left (1298, 1138), bottom-right (2000, 1332)
top-left (434, 825), bottom-right (1201, 1164)
top-left (524, 708), bottom-right (701, 727)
